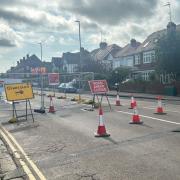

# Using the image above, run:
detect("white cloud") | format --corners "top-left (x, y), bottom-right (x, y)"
top-left (0, 0), bottom-right (180, 73)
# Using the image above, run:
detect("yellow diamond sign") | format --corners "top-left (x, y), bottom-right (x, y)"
top-left (4, 83), bottom-right (34, 101)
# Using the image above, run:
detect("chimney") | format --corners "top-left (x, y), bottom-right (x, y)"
top-left (100, 42), bottom-right (108, 49)
top-left (27, 54), bottom-right (30, 59)
top-left (167, 21), bottom-right (176, 35)
top-left (17, 61), bottom-right (19, 65)
top-left (131, 39), bottom-right (137, 47)
top-left (20, 59), bottom-right (23, 63)
top-left (23, 57), bottom-right (25, 61)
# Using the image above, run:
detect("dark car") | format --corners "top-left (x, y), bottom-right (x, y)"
top-left (58, 83), bottom-right (77, 93)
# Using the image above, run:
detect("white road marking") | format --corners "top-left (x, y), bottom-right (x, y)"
top-left (117, 110), bottom-right (180, 125)
top-left (143, 107), bottom-right (180, 113)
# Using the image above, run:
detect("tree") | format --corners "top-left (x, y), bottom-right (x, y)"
top-left (109, 67), bottom-right (131, 87)
top-left (81, 55), bottom-right (110, 74)
top-left (156, 29), bottom-right (180, 80)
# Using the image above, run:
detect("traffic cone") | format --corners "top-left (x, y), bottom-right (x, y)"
top-left (95, 107), bottom-right (110, 137)
top-left (49, 96), bottom-right (56, 113)
top-left (129, 95), bottom-right (137, 109)
top-left (129, 105), bottom-right (143, 124)
top-left (154, 96), bottom-right (166, 115)
top-left (115, 94), bottom-right (121, 106)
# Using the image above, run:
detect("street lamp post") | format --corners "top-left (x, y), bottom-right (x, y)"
top-left (39, 42), bottom-right (45, 112)
top-left (75, 20), bottom-right (82, 101)
top-left (75, 20), bottom-right (82, 70)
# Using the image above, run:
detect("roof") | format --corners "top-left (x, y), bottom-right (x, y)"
top-left (18, 54), bottom-right (42, 68)
top-left (114, 41), bottom-right (141, 58)
top-left (62, 52), bottom-right (80, 64)
top-left (63, 48), bottom-right (90, 64)
top-left (91, 44), bottom-right (121, 61)
top-left (135, 23), bottom-right (180, 53)
top-left (52, 57), bottom-right (63, 66)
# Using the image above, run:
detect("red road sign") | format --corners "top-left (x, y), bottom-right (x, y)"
top-left (48, 73), bottom-right (59, 85)
top-left (31, 67), bottom-right (47, 74)
top-left (88, 80), bottom-right (109, 94)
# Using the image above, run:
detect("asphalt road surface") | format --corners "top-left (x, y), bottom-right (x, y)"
top-left (0, 93), bottom-right (180, 180)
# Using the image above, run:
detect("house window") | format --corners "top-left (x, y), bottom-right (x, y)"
top-left (141, 70), bottom-right (154, 81)
top-left (135, 54), bottom-right (140, 65)
top-left (143, 51), bottom-right (155, 64)
top-left (123, 56), bottom-right (133, 67)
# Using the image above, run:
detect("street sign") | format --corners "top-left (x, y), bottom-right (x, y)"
top-left (48, 73), bottom-right (59, 85)
top-left (31, 67), bottom-right (47, 74)
top-left (4, 83), bottom-right (34, 101)
top-left (88, 80), bottom-right (109, 94)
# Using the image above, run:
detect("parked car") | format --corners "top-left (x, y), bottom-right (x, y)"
top-left (58, 83), bottom-right (77, 93)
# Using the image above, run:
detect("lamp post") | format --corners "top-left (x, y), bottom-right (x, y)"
top-left (75, 20), bottom-right (82, 101)
top-left (35, 42), bottom-right (45, 113)
top-left (75, 20), bottom-right (82, 71)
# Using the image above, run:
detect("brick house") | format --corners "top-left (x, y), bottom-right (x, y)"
top-left (113, 39), bottom-right (141, 70)
top-left (62, 48), bottom-right (90, 73)
top-left (91, 42), bottom-right (121, 70)
top-left (133, 22), bottom-right (180, 81)
top-left (6, 54), bottom-right (43, 78)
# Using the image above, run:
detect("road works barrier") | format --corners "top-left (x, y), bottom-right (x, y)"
top-left (154, 96), bottom-right (167, 115)
top-left (94, 106), bottom-right (110, 137)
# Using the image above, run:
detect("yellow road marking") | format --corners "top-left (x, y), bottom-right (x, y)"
top-left (0, 126), bottom-right (46, 180)
top-left (0, 129), bottom-right (36, 179)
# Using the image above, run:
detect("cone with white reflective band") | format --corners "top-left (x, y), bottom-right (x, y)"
top-left (154, 96), bottom-right (166, 115)
top-left (49, 96), bottom-right (56, 113)
top-left (129, 105), bottom-right (143, 124)
top-left (95, 107), bottom-right (110, 137)
top-left (129, 95), bottom-right (137, 109)
top-left (115, 94), bottom-right (121, 106)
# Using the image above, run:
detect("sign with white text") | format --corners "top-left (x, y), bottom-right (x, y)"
top-left (48, 73), bottom-right (59, 85)
top-left (88, 80), bottom-right (109, 94)
top-left (31, 67), bottom-right (47, 74)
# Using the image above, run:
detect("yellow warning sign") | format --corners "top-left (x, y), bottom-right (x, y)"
top-left (4, 83), bottom-right (34, 101)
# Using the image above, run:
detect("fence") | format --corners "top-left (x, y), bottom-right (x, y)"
top-left (0, 72), bottom-right (94, 94)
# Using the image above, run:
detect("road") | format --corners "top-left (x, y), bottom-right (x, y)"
top-left (0, 92), bottom-right (180, 180)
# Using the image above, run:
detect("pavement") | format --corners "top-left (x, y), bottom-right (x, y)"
top-left (108, 91), bottom-right (180, 101)
top-left (0, 138), bottom-right (24, 180)
top-left (0, 92), bottom-right (180, 179)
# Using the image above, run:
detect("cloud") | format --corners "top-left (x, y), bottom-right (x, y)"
top-left (0, 38), bottom-right (16, 47)
top-left (60, 0), bottom-right (158, 25)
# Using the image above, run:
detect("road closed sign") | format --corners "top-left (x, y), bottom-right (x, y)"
top-left (4, 83), bottom-right (34, 101)
top-left (48, 73), bottom-right (59, 85)
top-left (88, 80), bottom-right (109, 94)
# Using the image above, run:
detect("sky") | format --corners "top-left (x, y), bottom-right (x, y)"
top-left (0, 0), bottom-right (180, 73)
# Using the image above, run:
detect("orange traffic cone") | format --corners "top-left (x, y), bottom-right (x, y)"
top-left (129, 95), bottom-right (137, 109)
top-left (49, 96), bottom-right (56, 113)
top-left (154, 96), bottom-right (166, 115)
top-left (95, 107), bottom-right (110, 137)
top-left (115, 94), bottom-right (121, 106)
top-left (130, 105), bottom-right (143, 124)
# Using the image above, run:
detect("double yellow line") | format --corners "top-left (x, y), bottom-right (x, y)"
top-left (0, 125), bottom-right (46, 180)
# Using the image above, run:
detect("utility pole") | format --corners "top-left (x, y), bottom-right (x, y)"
top-left (75, 20), bottom-right (82, 101)
top-left (39, 42), bottom-right (45, 113)
top-left (75, 20), bottom-right (82, 71)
